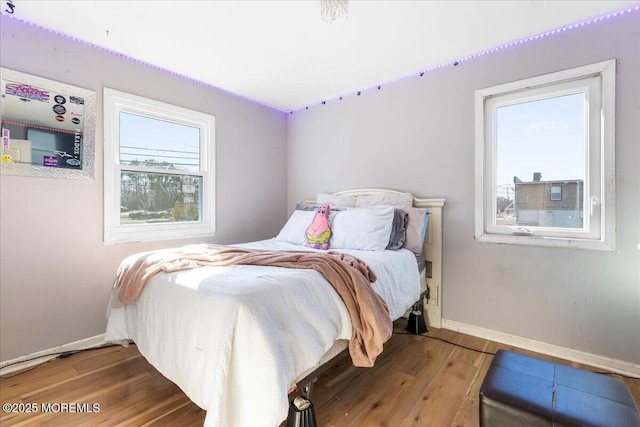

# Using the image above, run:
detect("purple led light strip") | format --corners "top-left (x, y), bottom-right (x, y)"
top-left (294, 4), bottom-right (640, 113)
top-left (3, 4), bottom-right (638, 114)
top-left (2, 12), bottom-right (287, 113)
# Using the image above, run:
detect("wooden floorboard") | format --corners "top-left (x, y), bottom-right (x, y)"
top-left (1, 321), bottom-right (638, 426)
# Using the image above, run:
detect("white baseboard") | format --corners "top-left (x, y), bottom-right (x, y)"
top-left (3, 322), bottom-right (639, 379)
top-left (442, 318), bottom-right (640, 378)
top-left (0, 334), bottom-right (107, 376)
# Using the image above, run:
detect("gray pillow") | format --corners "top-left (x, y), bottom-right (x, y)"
top-left (386, 208), bottom-right (408, 250)
top-left (404, 207), bottom-right (430, 255)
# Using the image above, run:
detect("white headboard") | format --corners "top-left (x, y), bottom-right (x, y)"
top-left (329, 189), bottom-right (446, 327)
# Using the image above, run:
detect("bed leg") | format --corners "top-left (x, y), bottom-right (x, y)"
top-left (406, 297), bottom-right (428, 334)
top-left (286, 382), bottom-right (318, 427)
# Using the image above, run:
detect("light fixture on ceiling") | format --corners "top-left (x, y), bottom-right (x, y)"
top-left (320, 0), bottom-right (348, 23)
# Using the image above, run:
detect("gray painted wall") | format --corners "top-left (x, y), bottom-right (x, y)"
top-left (287, 13), bottom-right (640, 365)
top-left (0, 16), bottom-right (288, 361)
top-left (2, 12), bottom-right (638, 368)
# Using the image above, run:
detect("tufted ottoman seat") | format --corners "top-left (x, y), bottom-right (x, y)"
top-left (479, 349), bottom-right (640, 427)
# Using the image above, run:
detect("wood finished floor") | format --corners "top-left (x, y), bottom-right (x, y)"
top-left (1, 321), bottom-right (638, 426)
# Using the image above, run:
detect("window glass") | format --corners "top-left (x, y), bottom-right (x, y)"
top-left (120, 171), bottom-right (202, 224)
top-left (495, 93), bottom-right (584, 229)
top-left (119, 112), bottom-right (200, 172)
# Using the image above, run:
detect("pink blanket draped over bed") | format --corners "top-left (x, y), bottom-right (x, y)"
top-left (112, 244), bottom-right (393, 367)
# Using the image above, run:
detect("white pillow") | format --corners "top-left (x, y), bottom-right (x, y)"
top-left (330, 206), bottom-right (395, 251)
top-left (275, 210), bottom-right (316, 246)
top-left (316, 193), bottom-right (357, 207)
top-left (355, 192), bottom-right (413, 208)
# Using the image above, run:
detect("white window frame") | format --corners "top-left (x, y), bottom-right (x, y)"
top-left (104, 88), bottom-right (215, 244)
top-left (475, 60), bottom-right (616, 251)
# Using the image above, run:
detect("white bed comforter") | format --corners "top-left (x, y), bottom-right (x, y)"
top-left (104, 239), bottom-right (420, 426)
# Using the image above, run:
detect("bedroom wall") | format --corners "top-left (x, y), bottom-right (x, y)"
top-left (0, 16), bottom-right (288, 361)
top-left (287, 12), bottom-right (640, 367)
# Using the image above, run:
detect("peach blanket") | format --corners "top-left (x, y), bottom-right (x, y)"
top-left (113, 244), bottom-right (392, 367)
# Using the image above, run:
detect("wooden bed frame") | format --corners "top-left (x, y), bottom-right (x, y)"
top-left (292, 189), bottom-right (446, 400)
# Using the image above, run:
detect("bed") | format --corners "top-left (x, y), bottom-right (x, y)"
top-left (104, 189), bottom-right (445, 426)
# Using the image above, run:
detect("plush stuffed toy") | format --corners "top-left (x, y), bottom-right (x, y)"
top-left (305, 204), bottom-right (332, 249)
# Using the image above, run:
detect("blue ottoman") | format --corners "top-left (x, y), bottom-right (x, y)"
top-left (480, 350), bottom-right (640, 426)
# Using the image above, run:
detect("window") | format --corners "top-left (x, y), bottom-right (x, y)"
top-left (550, 186), bottom-right (562, 201)
top-left (104, 88), bottom-right (215, 244)
top-left (475, 60), bottom-right (615, 250)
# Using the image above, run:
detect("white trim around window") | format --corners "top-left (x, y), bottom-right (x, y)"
top-left (103, 88), bottom-right (215, 244)
top-left (475, 60), bottom-right (616, 251)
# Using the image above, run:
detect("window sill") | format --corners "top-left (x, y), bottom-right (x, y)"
top-left (104, 222), bottom-right (215, 245)
top-left (475, 233), bottom-right (615, 251)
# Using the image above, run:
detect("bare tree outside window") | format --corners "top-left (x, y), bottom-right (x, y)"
top-left (118, 113), bottom-right (202, 225)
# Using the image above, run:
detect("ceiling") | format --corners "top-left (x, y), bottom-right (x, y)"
top-left (4, 1), bottom-right (637, 112)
